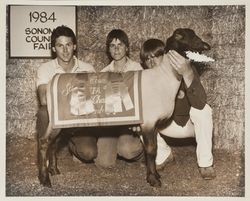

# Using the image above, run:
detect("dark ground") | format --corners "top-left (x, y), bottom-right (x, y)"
top-left (6, 135), bottom-right (245, 197)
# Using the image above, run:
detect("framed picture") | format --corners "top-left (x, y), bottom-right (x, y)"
top-left (9, 5), bottom-right (76, 58)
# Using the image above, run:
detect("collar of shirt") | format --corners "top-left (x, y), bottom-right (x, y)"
top-left (109, 57), bottom-right (132, 72)
top-left (54, 56), bottom-right (79, 73)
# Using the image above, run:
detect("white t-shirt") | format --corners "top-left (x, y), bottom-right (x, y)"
top-left (101, 57), bottom-right (142, 72)
top-left (36, 56), bottom-right (95, 88)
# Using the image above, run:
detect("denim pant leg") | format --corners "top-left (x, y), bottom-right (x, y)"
top-left (68, 129), bottom-right (98, 162)
top-left (95, 135), bottom-right (118, 168)
top-left (117, 133), bottom-right (143, 160)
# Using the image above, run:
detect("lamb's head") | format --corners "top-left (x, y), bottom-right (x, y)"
top-left (165, 28), bottom-right (211, 58)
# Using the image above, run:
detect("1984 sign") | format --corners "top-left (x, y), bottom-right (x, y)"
top-left (10, 6), bottom-right (76, 58)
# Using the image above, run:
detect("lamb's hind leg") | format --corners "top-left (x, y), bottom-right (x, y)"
top-left (38, 122), bottom-right (60, 187)
top-left (142, 127), bottom-right (161, 187)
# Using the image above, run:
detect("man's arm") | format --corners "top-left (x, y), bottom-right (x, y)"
top-left (37, 84), bottom-right (47, 106)
top-left (182, 65), bottom-right (194, 88)
top-left (184, 66), bottom-right (207, 110)
top-left (168, 50), bottom-right (206, 109)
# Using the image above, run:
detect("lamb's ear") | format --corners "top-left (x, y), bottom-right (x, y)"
top-left (165, 37), bottom-right (179, 53)
top-left (174, 33), bottom-right (183, 40)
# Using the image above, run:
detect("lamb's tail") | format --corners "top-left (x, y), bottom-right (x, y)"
top-left (155, 116), bottom-right (173, 132)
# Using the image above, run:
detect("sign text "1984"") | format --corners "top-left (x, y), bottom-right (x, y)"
top-left (29, 11), bottom-right (57, 23)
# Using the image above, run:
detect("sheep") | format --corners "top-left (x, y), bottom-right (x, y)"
top-left (37, 28), bottom-right (211, 188)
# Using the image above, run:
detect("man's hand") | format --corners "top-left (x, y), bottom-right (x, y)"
top-left (168, 50), bottom-right (194, 87)
top-left (128, 125), bottom-right (141, 132)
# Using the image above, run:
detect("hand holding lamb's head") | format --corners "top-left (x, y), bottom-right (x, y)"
top-left (165, 28), bottom-right (213, 62)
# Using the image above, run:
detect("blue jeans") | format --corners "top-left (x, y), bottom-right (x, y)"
top-left (36, 106), bottom-right (143, 167)
top-left (95, 132), bottom-right (143, 167)
top-left (69, 128), bottom-right (143, 167)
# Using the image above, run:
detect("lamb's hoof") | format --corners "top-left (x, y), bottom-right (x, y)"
top-left (156, 171), bottom-right (161, 179)
top-left (147, 173), bottom-right (161, 187)
top-left (38, 173), bottom-right (52, 188)
top-left (49, 167), bottom-right (60, 176)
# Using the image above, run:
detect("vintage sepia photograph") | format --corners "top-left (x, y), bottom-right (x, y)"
top-left (2, 0), bottom-right (248, 198)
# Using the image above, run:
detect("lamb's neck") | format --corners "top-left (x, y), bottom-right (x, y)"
top-left (156, 55), bottom-right (182, 91)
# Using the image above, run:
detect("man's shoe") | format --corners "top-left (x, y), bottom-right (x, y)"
top-left (156, 152), bottom-right (174, 171)
top-left (199, 166), bottom-right (216, 180)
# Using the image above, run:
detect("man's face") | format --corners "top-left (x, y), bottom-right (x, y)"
top-left (109, 38), bottom-right (128, 61)
top-left (52, 36), bottom-right (76, 64)
top-left (145, 55), bottom-right (164, 69)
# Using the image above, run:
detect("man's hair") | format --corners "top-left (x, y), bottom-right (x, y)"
top-left (51, 25), bottom-right (77, 58)
top-left (140, 38), bottom-right (165, 69)
top-left (106, 29), bottom-right (130, 61)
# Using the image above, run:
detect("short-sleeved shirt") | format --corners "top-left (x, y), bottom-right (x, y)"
top-left (36, 56), bottom-right (95, 88)
top-left (101, 57), bottom-right (142, 72)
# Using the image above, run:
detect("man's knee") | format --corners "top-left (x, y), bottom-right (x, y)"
top-left (117, 135), bottom-right (143, 160)
top-left (69, 136), bottom-right (97, 162)
top-left (78, 147), bottom-right (97, 161)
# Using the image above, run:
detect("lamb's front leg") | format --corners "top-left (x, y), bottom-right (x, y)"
top-left (38, 123), bottom-right (60, 187)
top-left (38, 135), bottom-right (51, 187)
top-left (48, 135), bottom-right (61, 176)
top-left (142, 127), bottom-right (161, 187)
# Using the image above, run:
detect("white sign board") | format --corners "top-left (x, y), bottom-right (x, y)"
top-left (10, 5), bottom-right (76, 58)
